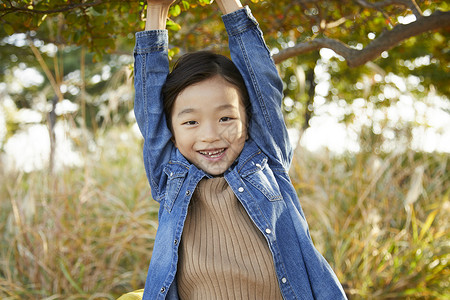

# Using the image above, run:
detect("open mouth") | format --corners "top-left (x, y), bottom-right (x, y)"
top-left (199, 148), bottom-right (226, 158)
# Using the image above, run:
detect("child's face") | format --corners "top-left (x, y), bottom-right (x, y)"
top-left (171, 75), bottom-right (248, 176)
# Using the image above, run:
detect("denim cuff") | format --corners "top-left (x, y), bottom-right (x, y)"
top-left (222, 6), bottom-right (259, 36)
top-left (134, 30), bottom-right (168, 54)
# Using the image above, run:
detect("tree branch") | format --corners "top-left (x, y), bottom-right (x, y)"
top-left (355, 0), bottom-right (422, 18)
top-left (0, 1), bottom-right (104, 17)
top-left (272, 10), bottom-right (450, 68)
top-left (355, 0), bottom-right (394, 24)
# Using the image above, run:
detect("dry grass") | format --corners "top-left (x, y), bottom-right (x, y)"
top-left (1, 126), bottom-right (449, 299)
top-left (290, 149), bottom-right (450, 299)
top-left (1, 128), bottom-right (158, 299)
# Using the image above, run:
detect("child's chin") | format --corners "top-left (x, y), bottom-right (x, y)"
top-left (206, 169), bottom-right (226, 176)
top-left (202, 165), bottom-right (229, 176)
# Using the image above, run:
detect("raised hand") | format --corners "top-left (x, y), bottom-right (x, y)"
top-left (215, 0), bottom-right (243, 14)
top-left (145, 0), bottom-right (176, 30)
top-left (147, 0), bottom-right (176, 6)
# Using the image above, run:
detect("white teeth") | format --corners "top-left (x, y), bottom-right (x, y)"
top-left (200, 149), bottom-right (225, 157)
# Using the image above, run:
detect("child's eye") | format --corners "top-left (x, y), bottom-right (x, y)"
top-left (183, 120), bottom-right (198, 125)
top-left (220, 117), bottom-right (232, 122)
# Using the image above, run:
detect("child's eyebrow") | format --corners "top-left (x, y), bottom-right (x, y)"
top-left (176, 104), bottom-right (238, 117)
top-left (176, 108), bottom-right (196, 117)
top-left (216, 104), bottom-right (237, 111)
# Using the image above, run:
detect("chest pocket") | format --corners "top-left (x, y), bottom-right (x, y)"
top-left (240, 152), bottom-right (283, 202)
top-left (163, 163), bottom-right (188, 213)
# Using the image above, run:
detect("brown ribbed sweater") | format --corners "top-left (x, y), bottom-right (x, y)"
top-left (177, 177), bottom-right (283, 300)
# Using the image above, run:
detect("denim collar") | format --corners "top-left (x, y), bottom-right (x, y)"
top-left (235, 138), bottom-right (267, 177)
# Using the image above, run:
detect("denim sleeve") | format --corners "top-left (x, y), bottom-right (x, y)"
top-left (134, 30), bottom-right (173, 201)
top-left (222, 7), bottom-right (293, 170)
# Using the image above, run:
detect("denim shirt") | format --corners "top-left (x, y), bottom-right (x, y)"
top-left (134, 7), bottom-right (347, 300)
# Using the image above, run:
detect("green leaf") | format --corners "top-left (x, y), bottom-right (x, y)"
top-left (182, 1), bottom-right (190, 10)
top-left (168, 46), bottom-right (180, 59)
top-left (169, 5), bottom-right (181, 17)
top-left (37, 14), bottom-right (48, 26)
top-left (166, 20), bottom-right (181, 32)
top-left (3, 24), bottom-right (14, 35)
top-left (198, 0), bottom-right (211, 6)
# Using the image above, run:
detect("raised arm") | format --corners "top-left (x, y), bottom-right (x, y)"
top-left (217, 1), bottom-right (293, 169)
top-left (215, 0), bottom-right (243, 14)
top-left (145, 0), bottom-right (175, 30)
top-left (134, 0), bottom-right (176, 202)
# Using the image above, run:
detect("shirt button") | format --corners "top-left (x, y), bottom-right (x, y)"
top-left (185, 190), bottom-right (191, 196)
top-left (238, 187), bottom-right (244, 192)
top-left (174, 239), bottom-right (178, 245)
top-left (281, 277), bottom-right (287, 284)
top-left (160, 287), bottom-right (166, 293)
top-left (265, 228), bottom-right (272, 234)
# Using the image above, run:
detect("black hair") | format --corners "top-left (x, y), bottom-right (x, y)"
top-left (162, 51), bottom-right (250, 131)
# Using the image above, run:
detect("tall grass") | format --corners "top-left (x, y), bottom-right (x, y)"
top-left (1, 126), bottom-right (449, 299)
top-left (0, 127), bottom-right (158, 299)
top-left (290, 149), bottom-right (449, 299)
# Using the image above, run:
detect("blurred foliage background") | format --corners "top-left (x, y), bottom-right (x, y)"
top-left (0, 0), bottom-right (449, 299)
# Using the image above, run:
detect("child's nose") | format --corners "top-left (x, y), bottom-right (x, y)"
top-left (200, 123), bottom-right (220, 142)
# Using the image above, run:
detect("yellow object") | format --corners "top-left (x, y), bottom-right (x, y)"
top-left (117, 289), bottom-right (144, 300)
